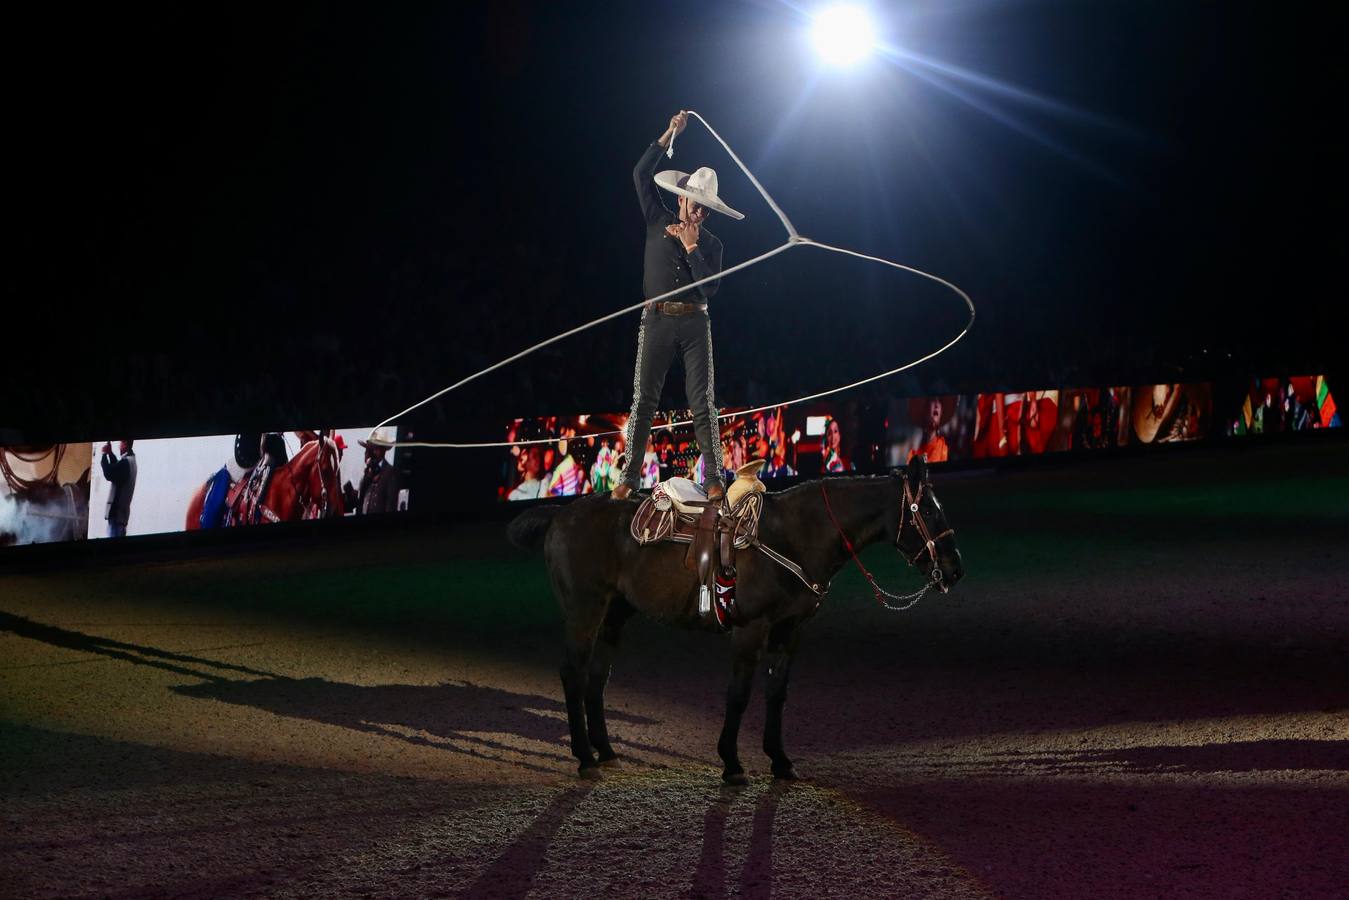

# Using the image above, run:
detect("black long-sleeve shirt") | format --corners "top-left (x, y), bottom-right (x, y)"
top-left (100, 449), bottom-right (137, 524)
top-left (634, 141), bottom-right (724, 304)
top-left (100, 450), bottom-right (132, 487)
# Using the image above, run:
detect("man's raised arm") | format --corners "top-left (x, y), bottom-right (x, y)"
top-left (634, 110), bottom-right (687, 225)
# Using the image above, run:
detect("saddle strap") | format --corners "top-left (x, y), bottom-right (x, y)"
top-left (687, 504), bottom-right (719, 580)
top-left (719, 518), bottom-right (736, 575)
top-left (751, 539), bottom-right (825, 596)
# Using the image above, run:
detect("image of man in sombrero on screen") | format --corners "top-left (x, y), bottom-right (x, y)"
top-left (612, 110), bottom-right (743, 502)
top-left (352, 427), bottom-right (401, 515)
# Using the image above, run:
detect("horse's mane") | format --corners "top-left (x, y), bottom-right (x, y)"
top-left (288, 436), bottom-right (337, 467)
top-left (282, 436), bottom-right (342, 513)
top-left (768, 472), bottom-right (892, 499)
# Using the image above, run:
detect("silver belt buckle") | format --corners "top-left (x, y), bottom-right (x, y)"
top-left (666, 301), bottom-right (685, 314)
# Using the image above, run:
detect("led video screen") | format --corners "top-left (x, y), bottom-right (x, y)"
top-left (85, 427), bottom-right (401, 541)
top-left (497, 374), bottom-right (1338, 501)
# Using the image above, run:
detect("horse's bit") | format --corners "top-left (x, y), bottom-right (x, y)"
top-left (820, 477), bottom-right (955, 612)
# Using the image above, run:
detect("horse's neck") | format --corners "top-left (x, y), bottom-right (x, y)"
top-left (266, 443), bottom-right (313, 507)
top-left (781, 476), bottom-right (897, 584)
top-left (263, 460), bottom-right (296, 509)
top-left (827, 476), bottom-right (896, 555)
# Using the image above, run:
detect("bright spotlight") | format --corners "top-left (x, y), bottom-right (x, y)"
top-left (811, 5), bottom-right (878, 67)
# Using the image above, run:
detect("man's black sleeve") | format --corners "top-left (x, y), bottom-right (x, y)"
top-left (100, 451), bottom-right (125, 485)
top-left (686, 235), bottom-right (723, 301)
top-left (634, 141), bottom-right (672, 226)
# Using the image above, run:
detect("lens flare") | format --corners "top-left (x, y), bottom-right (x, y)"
top-left (811, 5), bottom-right (878, 67)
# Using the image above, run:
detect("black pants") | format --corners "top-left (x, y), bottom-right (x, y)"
top-left (620, 307), bottom-right (723, 490)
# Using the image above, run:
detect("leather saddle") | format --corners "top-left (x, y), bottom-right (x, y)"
top-left (630, 476), bottom-right (765, 628)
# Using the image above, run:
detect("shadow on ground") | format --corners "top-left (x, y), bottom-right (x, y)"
top-left (0, 611), bottom-right (691, 777)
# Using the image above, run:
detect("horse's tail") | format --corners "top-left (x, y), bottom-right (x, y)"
top-left (507, 506), bottom-right (562, 551)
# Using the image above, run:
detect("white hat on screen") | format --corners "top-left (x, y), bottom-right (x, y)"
top-left (359, 427), bottom-right (396, 449)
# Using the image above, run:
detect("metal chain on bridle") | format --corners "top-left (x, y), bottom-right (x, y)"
top-left (820, 477), bottom-right (955, 612)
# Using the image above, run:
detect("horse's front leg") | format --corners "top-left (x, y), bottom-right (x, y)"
top-left (718, 620), bottom-right (766, 786)
top-left (763, 618), bottom-right (803, 780)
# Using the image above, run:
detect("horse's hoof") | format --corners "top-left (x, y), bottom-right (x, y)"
top-left (772, 766), bottom-right (800, 781)
top-left (578, 765), bottom-right (603, 780)
top-left (722, 771), bottom-right (750, 787)
top-left (599, 755), bottom-right (621, 768)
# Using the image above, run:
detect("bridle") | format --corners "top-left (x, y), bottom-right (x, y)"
top-left (300, 436), bottom-right (339, 521)
top-left (895, 475), bottom-right (956, 574)
top-left (820, 476), bottom-right (956, 612)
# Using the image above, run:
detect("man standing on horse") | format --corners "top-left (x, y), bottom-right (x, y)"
top-left (612, 110), bottom-right (743, 502)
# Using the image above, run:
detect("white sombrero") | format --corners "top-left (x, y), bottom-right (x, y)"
top-left (654, 167), bottom-right (745, 220)
top-left (359, 427), bottom-right (396, 449)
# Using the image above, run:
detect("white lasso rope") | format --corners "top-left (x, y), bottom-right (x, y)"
top-left (371, 111), bottom-right (975, 449)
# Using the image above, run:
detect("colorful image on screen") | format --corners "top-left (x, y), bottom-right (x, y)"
top-left (500, 404), bottom-right (865, 500)
top-left (1131, 383), bottom-right (1212, 444)
top-left (973, 390), bottom-right (1061, 457)
top-left (0, 443), bottom-right (93, 546)
top-left (1229, 375), bottom-right (1340, 436)
top-left (886, 394), bottom-right (976, 466)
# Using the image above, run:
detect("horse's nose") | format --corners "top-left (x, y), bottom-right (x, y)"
top-left (945, 550), bottom-right (965, 588)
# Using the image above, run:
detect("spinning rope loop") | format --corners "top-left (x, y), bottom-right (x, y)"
top-left (372, 111), bottom-right (976, 449)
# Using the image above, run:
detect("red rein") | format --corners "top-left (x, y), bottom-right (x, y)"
top-left (819, 482), bottom-right (885, 606)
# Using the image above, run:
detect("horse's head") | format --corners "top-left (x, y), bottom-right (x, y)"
top-left (891, 456), bottom-right (963, 592)
top-left (297, 435), bottom-right (345, 519)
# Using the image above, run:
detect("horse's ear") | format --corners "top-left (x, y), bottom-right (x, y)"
top-left (908, 455), bottom-right (928, 486)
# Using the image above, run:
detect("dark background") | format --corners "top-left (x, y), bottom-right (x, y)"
top-left (5, 0), bottom-right (1344, 443)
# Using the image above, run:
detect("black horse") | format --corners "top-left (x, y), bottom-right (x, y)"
top-left (507, 457), bottom-right (964, 783)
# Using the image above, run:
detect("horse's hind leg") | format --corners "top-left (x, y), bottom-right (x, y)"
top-left (586, 599), bottom-right (634, 766)
top-left (559, 591), bottom-right (610, 778)
top-left (763, 618), bottom-right (803, 780)
top-left (717, 619), bottom-right (767, 786)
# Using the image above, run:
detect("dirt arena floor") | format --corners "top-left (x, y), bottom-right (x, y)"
top-left (3, 440), bottom-right (1346, 899)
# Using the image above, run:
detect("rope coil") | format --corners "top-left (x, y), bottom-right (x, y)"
top-left (372, 111), bottom-right (975, 449)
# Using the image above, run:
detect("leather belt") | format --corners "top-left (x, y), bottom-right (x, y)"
top-left (650, 300), bottom-right (708, 315)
